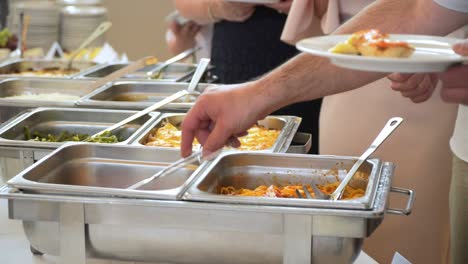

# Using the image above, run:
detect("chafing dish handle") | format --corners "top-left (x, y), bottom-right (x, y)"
top-left (386, 187), bottom-right (415, 216)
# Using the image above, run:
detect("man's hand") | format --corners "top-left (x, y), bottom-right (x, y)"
top-left (181, 82), bottom-right (271, 157)
top-left (389, 40), bottom-right (468, 105)
top-left (388, 73), bottom-right (439, 103)
top-left (439, 41), bottom-right (468, 105)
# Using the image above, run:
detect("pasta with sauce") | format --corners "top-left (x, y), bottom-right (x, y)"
top-left (220, 181), bottom-right (365, 200)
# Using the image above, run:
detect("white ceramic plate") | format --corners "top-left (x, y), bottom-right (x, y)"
top-left (296, 34), bottom-right (468, 73)
top-left (224, 0), bottom-right (280, 3)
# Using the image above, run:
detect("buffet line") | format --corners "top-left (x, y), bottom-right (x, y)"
top-left (0, 58), bottom-right (413, 264)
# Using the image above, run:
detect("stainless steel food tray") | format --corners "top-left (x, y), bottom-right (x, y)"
top-left (76, 80), bottom-right (210, 110)
top-left (0, 107), bottom-right (158, 149)
top-left (0, 156), bottom-right (414, 264)
top-left (0, 59), bottom-right (99, 79)
top-left (0, 78), bottom-right (96, 107)
top-left (7, 144), bottom-right (208, 200)
top-left (131, 113), bottom-right (301, 153)
top-left (79, 62), bottom-right (201, 82)
top-left (185, 152), bottom-right (380, 210)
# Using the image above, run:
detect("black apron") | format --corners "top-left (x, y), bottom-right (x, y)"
top-left (211, 6), bottom-right (322, 154)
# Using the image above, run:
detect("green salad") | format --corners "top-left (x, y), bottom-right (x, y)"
top-left (23, 127), bottom-right (122, 143)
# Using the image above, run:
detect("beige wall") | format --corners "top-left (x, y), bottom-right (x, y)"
top-left (102, 0), bottom-right (174, 61)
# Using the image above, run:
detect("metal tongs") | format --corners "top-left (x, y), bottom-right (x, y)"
top-left (127, 148), bottom-right (221, 190)
top-left (87, 58), bottom-right (211, 141)
top-left (146, 46), bottom-right (201, 79)
top-left (297, 117), bottom-right (404, 201)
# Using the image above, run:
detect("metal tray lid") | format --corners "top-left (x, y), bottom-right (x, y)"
top-left (7, 143), bottom-right (209, 200)
top-left (0, 107), bottom-right (161, 149)
top-left (183, 152), bottom-right (386, 210)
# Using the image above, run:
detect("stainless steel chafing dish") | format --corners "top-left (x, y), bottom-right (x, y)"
top-left (185, 152), bottom-right (379, 209)
top-left (0, 59), bottom-right (99, 79)
top-left (0, 108), bottom-right (159, 178)
top-left (76, 80), bottom-right (210, 111)
top-left (0, 78), bottom-right (95, 107)
top-left (1, 144), bottom-right (414, 264)
top-left (79, 62), bottom-right (214, 82)
top-left (131, 113), bottom-right (303, 153)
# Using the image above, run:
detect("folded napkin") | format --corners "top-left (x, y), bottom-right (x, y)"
top-left (281, 0), bottom-right (341, 44)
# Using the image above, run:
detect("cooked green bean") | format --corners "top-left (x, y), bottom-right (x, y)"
top-left (23, 126), bottom-right (122, 143)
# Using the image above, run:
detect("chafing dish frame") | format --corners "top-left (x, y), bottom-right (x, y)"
top-left (0, 157), bottom-right (414, 264)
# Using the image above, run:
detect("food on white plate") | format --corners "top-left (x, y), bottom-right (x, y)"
top-left (330, 29), bottom-right (415, 58)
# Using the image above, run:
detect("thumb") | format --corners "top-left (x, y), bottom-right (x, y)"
top-left (453, 40), bottom-right (468, 56)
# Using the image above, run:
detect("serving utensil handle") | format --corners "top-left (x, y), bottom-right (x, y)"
top-left (146, 46), bottom-right (201, 78)
top-left (185, 58), bottom-right (210, 102)
top-left (331, 117), bottom-right (403, 201)
top-left (68, 21), bottom-right (112, 63)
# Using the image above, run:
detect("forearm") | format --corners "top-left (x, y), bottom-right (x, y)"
top-left (253, 0), bottom-right (468, 113)
top-left (173, 0), bottom-right (213, 24)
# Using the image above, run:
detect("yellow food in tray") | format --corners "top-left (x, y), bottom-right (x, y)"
top-left (145, 123), bottom-right (198, 148)
top-left (220, 181), bottom-right (365, 200)
top-left (144, 123), bottom-right (280, 150)
top-left (330, 29), bottom-right (414, 58)
top-left (5, 67), bottom-right (79, 77)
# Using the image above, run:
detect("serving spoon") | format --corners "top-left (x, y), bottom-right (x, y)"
top-left (305, 117), bottom-right (403, 201)
top-left (146, 46), bottom-right (200, 79)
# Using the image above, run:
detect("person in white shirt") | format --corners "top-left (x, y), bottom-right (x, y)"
top-left (391, 36), bottom-right (468, 264)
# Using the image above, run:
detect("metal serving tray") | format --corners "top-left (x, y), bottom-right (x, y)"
top-left (0, 107), bottom-right (158, 149)
top-left (80, 62), bottom-right (200, 82)
top-left (76, 80), bottom-right (210, 110)
top-left (0, 59), bottom-right (98, 79)
top-left (0, 78), bottom-right (96, 108)
top-left (185, 152), bottom-right (381, 210)
top-left (0, 159), bottom-right (414, 264)
top-left (131, 113), bottom-right (301, 153)
top-left (7, 144), bottom-right (207, 200)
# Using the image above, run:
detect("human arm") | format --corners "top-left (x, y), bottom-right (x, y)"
top-left (173, 0), bottom-right (255, 24)
top-left (182, 0), bottom-right (468, 157)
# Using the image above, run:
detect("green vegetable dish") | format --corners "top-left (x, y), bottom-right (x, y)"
top-left (23, 127), bottom-right (122, 143)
